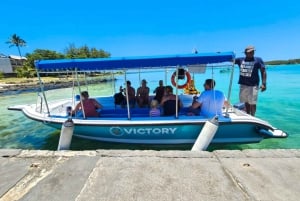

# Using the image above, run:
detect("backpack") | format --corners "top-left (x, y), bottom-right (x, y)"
top-left (114, 92), bottom-right (125, 105)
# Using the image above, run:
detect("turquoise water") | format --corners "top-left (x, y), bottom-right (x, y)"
top-left (0, 64), bottom-right (299, 150)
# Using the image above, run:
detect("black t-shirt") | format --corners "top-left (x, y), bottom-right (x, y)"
top-left (154, 86), bottom-right (165, 103)
top-left (114, 92), bottom-right (125, 105)
top-left (163, 100), bottom-right (180, 116)
top-left (235, 57), bottom-right (265, 86)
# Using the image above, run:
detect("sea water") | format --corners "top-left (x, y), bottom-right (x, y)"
top-left (0, 64), bottom-right (299, 150)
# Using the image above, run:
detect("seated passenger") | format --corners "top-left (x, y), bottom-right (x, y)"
top-left (72, 91), bottom-right (103, 117)
top-left (149, 99), bottom-right (161, 117)
top-left (187, 95), bottom-right (201, 115)
top-left (123, 80), bottom-right (136, 108)
top-left (136, 79), bottom-right (150, 107)
top-left (114, 86), bottom-right (125, 106)
top-left (189, 79), bottom-right (227, 117)
top-left (160, 85), bottom-right (183, 116)
top-left (153, 80), bottom-right (165, 104)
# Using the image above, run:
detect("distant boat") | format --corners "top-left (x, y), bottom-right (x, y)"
top-left (8, 52), bottom-right (288, 146)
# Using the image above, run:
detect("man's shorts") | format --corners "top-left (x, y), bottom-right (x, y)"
top-left (239, 85), bottom-right (258, 104)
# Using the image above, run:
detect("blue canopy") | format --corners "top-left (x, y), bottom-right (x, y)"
top-left (35, 51), bottom-right (235, 71)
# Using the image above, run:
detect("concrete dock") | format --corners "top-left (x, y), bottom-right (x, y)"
top-left (1, 149), bottom-right (300, 201)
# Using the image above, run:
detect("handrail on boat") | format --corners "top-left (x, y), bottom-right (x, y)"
top-left (36, 70), bottom-right (50, 116)
top-left (36, 93), bottom-right (43, 113)
top-left (225, 60), bottom-right (235, 116)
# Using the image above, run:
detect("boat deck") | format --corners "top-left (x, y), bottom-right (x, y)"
top-left (45, 95), bottom-right (248, 122)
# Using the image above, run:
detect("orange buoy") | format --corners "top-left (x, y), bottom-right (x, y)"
top-left (171, 70), bottom-right (191, 89)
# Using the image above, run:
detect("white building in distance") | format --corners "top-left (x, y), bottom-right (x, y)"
top-left (0, 53), bottom-right (27, 73)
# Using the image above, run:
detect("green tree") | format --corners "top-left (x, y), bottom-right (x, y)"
top-left (15, 63), bottom-right (35, 78)
top-left (26, 49), bottom-right (65, 63)
top-left (6, 34), bottom-right (26, 58)
top-left (266, 58), bottom-right (300, 65)
top-left (64, 43), bottom-right (78, 58)
top-left (11, 45), bottom-right (111, 77)
top-left (64, 44), bottom-right (110, 58)
top-left (17, 49), bottom-right (65, 78)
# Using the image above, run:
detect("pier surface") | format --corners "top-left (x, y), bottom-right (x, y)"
top-left (1, 149), bottom-right (299, 201)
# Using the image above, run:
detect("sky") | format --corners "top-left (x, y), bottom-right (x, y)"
top-left (1, 0), bottom-right (300, 61)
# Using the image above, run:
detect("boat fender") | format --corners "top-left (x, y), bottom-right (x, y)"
top-left (171, 70), bottom-right (191, 89)
top-left (192, 116), bottom-right (219, 151)
top-left (57, 118), bottom-right (74, 150)
top-left (258, 128), bottom-right (288, 138)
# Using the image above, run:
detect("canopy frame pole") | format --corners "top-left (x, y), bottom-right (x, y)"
top-left (36, 70), bottom-right (50, 116)
top-left (71, 71), bottom-right (76, 107)
top-left (175, 66), bottom-right (179, 119)
top-left (124, 70), bottom-right (131, 120)
top-left (138, 68), bottom-right (141, 86)
top-left (165, 68), bottom-right (168, 86)
top-left (75, 69), bottom-right (86, 119)
top-left (112, 71), bottom-right (115, 95)
top-left (211, 64), bottom-right (217, 117)
top-left (225, 60), bottom-right (235, 115)
top-left (84, 72), bottom-right (88, 91)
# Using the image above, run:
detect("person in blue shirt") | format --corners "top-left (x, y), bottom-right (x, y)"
top-left (235, 45), bottom-right (267, 116)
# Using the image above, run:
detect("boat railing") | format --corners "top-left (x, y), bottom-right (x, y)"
top-left (35, 95), bottom-right (73, 116)
top-left (71, 106), bottom-right (192, 119)
top-left (35, 93), bottom-right (43, 113)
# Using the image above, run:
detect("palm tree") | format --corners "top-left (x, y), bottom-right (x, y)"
top-left (6, 34), bottom-right (26, 58)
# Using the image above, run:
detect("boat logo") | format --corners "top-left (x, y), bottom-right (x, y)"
top-left (110, 127), bottom-right (124, 136)
top-left (109, 127), bottom-right (177, 136)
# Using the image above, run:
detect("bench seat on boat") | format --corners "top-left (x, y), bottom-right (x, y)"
top-left (62, 107), bottom-right (193, 119)
top-left (100, 107), bottom-right (191, 118)
top-left (52, 107), bottom-right (232, 122)
top-left (100, 108), bottom-right (150, 117)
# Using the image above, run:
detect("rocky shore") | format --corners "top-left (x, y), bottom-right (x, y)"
top-left (0, 77), bottom-right (115, 96)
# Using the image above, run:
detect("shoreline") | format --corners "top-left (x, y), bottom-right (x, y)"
top-left (0, 77), bottom-right (115, 96)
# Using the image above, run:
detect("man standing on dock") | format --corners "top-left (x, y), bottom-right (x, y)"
top-left (235, 45), bottom-right (267, 116)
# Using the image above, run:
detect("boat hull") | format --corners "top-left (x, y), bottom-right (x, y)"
top-left (7, 52), bottom-right (288, 147)
top-left (42, 120), bottom-right (265, 144)
top-left (9, 95), bottom-right (287, 145)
